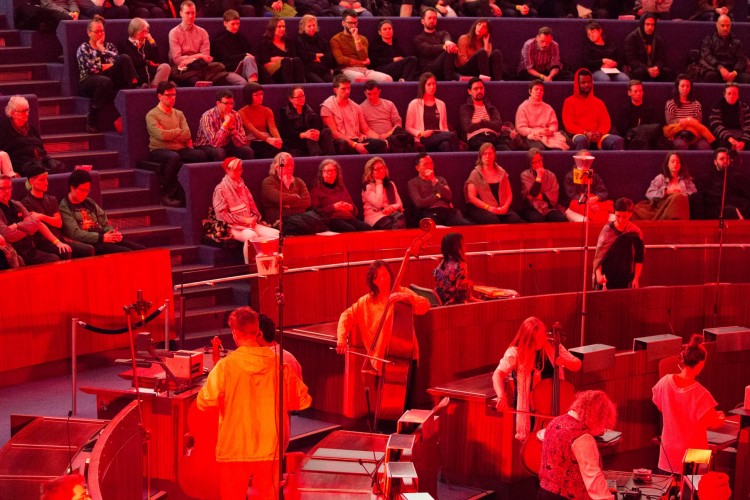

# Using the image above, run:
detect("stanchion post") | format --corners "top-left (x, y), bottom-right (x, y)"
top-left (164, 299), bottom-right (170, 351)
top-left (71, 317), bottom-right (78, 416)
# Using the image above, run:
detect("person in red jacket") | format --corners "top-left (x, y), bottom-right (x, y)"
top-left (562, 68), bottom-right (624, 151)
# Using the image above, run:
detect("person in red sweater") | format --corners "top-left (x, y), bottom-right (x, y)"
top-left (562, 68), bottom-right (624, 151)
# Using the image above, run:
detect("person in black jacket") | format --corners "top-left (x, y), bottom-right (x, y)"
top-left (294, 15), bottom-right (334, 83)
top-left (699, 15), bottom-right (750, 83)
top-left (278, 86), bottom-right (335, 157)
top-left (118, 18), bottom-right (171, 88)
top-left (369, 20), bottom-right (418, 82)
top-left (624, 14), bottom-right (674, 83)
top-left (617, 80), bottom-right (664, 150)
top-left (582, 21), bottom-right (629, 82)
top-left (210, 9), bottom-right (260, 85)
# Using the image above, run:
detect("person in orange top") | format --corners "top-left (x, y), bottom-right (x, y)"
top-left (197, 306), bottom-right (311, 500)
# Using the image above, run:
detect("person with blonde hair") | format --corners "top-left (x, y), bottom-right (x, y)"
top-left (295, 15), bottom-right (334, 83)
top-left (361, 157), bottom-right (405, 230)
top-left (119, 17), bottom-right (171, 88)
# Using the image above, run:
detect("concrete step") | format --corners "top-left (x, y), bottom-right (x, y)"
top-left (42, 132), bottom-right (106, 153)
top-left (107, 205), bottom-right (168, 229)
top-left (38, 96), bottom-right (84, 117)
top-left (174, 304), bottom-right (237, 334)
top-left (40, 114), bottom-right (88, 134)
top-left (168, 244), bottom-right (200, 267)
top-left (0, 62), bottom-right (48, 81)
top-left (0, 46), bottom-right (34, 64)
top-left (49, 150), bottom-right (119, 170)
top-left (118, 224), bottom-right (184, 247)
top-left (0, 14), bottom-right (8, 30)
top-left (97, 169), bottom-right (137, 190)
top-left (0, 30), bottom-right (20, 48)
top-left (0, 79), bottom-right (59, 96)
top-left (101, 186), bottom-right (159, 209)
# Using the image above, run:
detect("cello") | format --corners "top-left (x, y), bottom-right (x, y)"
top-left (519, 322), bottom-right (576, 476)
top-left (362, 218), bottom-right (434, 427)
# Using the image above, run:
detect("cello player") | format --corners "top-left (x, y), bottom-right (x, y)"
top-left (492, 316), bottom-right (581, 441)
top-left (336, 260), bottom-right (431, 401)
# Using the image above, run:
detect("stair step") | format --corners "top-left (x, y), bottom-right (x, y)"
top-left (168, 244), bottom-right (200, 266)
top-left (0, 47), bottom-right (35, 64)
top-left (0, 63), bottom-right (48, 81)
top-left (101, 186), bottom-right (159, 209)
top-left (0, 79), bottom-right (60, 97)
top-left (38, 97), bottom-right (80, 117)
top-left (118, 224), bottom-right (184, 247)
top-left (172, 263), bottom-right (216, 284)
top-left (97, 168), bottom-right (136, 189)
top-left (40, 114), bottom-right (88, 134)
top-left (0, 15), bottom-right (7, 31)
top-left (175, 305), bottom-right (237, 334)
top-left (0, 31), bottom-right (19, 48)
top-left (50, 150), bottom-right (119, 170)
top-left (42, 132), bottom-right (106, 153)
top-left (108, 205), bottom-right (168, 229)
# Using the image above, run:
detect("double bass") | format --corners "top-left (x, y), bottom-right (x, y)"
top-left (362, 218), bottom-right (434, 427)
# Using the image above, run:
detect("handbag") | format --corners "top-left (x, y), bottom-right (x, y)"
top-left (202, 206), bottom-right (232, 243)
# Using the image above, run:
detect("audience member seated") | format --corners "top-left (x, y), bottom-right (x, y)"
top-left (539, 0), bottom-right (576, 17)
top-left (212, 157), bottom-right (279, 263)
top-left (618, 80), bottom-right (664, 150)
top-left (696, 147), bottom-right (750, 219)
top-left (310, 158), bottom-right (370, 233)
top-left (264, 0), bottom-right (297, 17)
top-left (592, 197), bottom-right (643, 290)
top-left (460, 77), bottom-right (517, 152)
top-left (0, 174), bottom-right (62, 266)
top-left (258, 17), bottom-right (305, 84)
top-left (260, 152), bottom-right (328, 236)
top-left (278, 85), bottom-right (335, 157)
top-left (168, 1), bottom-right (229, 87)
top-left (238, 83), bottom-right (283, 160)
top-left (361, 157), bottom-right (405, 230)
top-left (329, 10), bottom-right (391, 84)
top-left (582, 21), bottom-right (629, 83)
top-left (562, 69), bottom-right (624, 151)
top-left (195, 89), bottom-right (254, 161)
top-left (128, 0), bottom-right (172, 18)
top-left (329, 0), bottom-right (373, 16)
top-left (434, 232), bottom-right (480, 305)
top-left (405, 73), bottom-right (458, 152)
top-left (0, 152), bottom-right (16, 178)
top-left (634, 152), bottom-right (696, 220)
top-left (37, 0), bottom-right (79, 29)
top-left (210, 10), bottom-right (260, 85)
top-left (517, 27), bottom-right (564, 82)
top-left (624, 14), bottom-right (674, 83)
top-left (119, 18), bottom-right (170, 89)
top-left (60, 170), bottom-right (145, 255)
top-left (699, 15), bottom-right (750, 83)
top-left (691, 0), bottom-right (733, 21)
top-left (77, 16), bottom-right (138, 133)
top-left (408, 153), bottom-right (471, 227)
top-left (592, 0), bottom-right (629, 18)
top-left (294, 0), bottom-right (333, 16)
top-left (515, 79), bottom-right (569, 151)
top-left (420, 0), bottom-right (458, 17)
top-left (146, 81), bottom-right (208, 207)
top-left (77, 0), bottom-right (128, 19)
top-left (360, 80), bottom-right (415, 154)
top-left (498, 0), bottom-right (538, 17)
top-left (295, 15), bottom-right (334, 84)
top-left (709, 82), bottom-right (750, 151)
top-left (464, 143), bottom-right (523, 224)
top-left (321, 74), bottom-right (388, 155)
top-left (0, 96), bottom-right (68, 176)
top-left (457, 0), bottom-right (501, 16)
top-left (664, 74), bottom-right (713, 150)
top-left (634, 0), bottom-right (672, 19)
top-left (520, 148), bottom-right (567, 223)
top-left (414, 8), bottom-right (458, 82)
top-left (22, 166), bottom-right (93, 259)
top-left (563, 150), bottom-right (613, 223)
top-left (456, 19), bottom-right (504, 81)
top-left (369, 20), bottom-right (418, 83)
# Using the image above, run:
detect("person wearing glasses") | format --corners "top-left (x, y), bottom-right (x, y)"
top-left (278, 85), bottom-right (335, 157)
top-left (146, 81), bottom-right (207, 206)
top-left (194, 89), bottom-right (254, 162)
top-left (329, 10), bottom-right (392, 83)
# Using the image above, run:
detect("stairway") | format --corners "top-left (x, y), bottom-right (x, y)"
top-left (0, 15), bottom-right (248, 343)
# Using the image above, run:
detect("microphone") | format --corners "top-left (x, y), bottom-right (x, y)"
top-left (278, 156), bottom-right (285, 168)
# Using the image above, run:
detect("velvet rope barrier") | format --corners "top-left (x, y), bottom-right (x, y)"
top-left (75, 304), bottom-right (167, 335)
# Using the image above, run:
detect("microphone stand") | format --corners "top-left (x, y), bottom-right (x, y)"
top-left (572, 155), bottom-right (595, 346)
top-left (275, 156), bottom-right (286, 500)
top-left (712, 153), bottom-right (735, 327)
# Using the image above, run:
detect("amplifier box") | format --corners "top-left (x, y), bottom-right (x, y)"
top-left (164, 350), bottom-right (203, 380)
top-left (703, 326), bottom-right (750, 353)
top-left (633, 334), bottom-right (682, 361)
top-left (569, 344), bottom-right (616, 372)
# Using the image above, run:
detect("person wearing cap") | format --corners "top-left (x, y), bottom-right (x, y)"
top-left (59, 169), bottom-right (145, 255)
top-left (212, 157), bottom-right (279, 264)
top-left (237, 83), bottom-right (283, 160)
top-left (21, 166), bottom-right (93, 259)
top-left (0, 174), bottom-right (62, 266)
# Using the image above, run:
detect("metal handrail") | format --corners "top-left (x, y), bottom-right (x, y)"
top-left (173, 242), bottom-right (749, 291)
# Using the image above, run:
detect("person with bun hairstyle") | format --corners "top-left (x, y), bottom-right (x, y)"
top-left (652, 334), bottom-right (726, 474)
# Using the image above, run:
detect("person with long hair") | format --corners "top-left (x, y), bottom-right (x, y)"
top-left (592, 197), bottom-right (644, 290)
top-left (258, 17), bottom-right (305, 84)
top-left (537, 390), bottom-right (617, 500)
top-left (212, 157), bottom-right (279, 264)
top-left (433, 232), bottom-right (480, 304)
top-left (310, 158), bottom-right (370, 232)
top-left (634, 152), bottom-right (696, 220)
top-left (361, 157), bottom-right (405, 230)
top-left (464, 143), bottom-right (523, 224)
top-left (663, 74), bottom-right (713, 150)
top-left (652, 334), bottom-right (725, 474)
top-left (456, 19), bottom-right (504, 81)
top-left (492, 316), bottom-right (582, 440)
top-left (405, 72), bottom-right (457, 152)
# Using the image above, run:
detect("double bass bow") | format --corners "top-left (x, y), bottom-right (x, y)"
top-left (362, 218), bottom-right (435, 427)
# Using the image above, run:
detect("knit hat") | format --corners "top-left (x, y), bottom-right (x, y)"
top-left (25, 165), bottom-right (47, 179)
top-left (222, 157), bottom-right (241, 172)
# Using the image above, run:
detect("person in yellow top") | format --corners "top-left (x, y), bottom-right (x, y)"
top-left (197, 306), bottom-right (311, 500)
